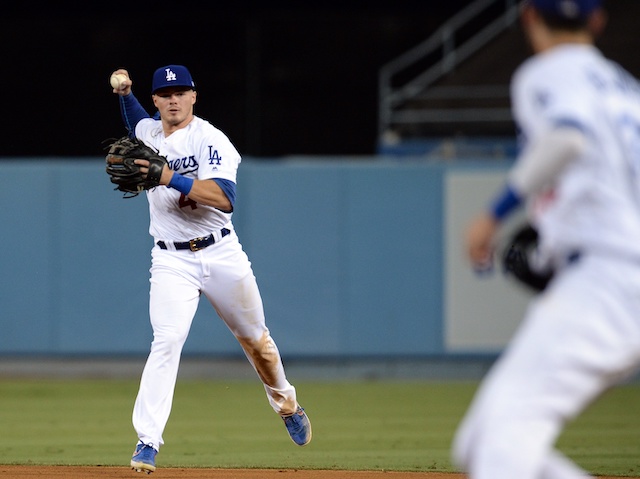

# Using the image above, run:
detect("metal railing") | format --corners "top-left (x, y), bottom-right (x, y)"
top-left (378, 0), bottom-right (520, 140)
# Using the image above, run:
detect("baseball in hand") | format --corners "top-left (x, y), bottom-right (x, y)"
top-left (110, 73), bottom-right (127, 89)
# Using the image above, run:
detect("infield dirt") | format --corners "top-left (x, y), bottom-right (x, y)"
top-left (0, 466), bottom-right (634, 478)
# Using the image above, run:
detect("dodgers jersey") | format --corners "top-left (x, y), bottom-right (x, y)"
top-left (511, 44), bottom-right (640, 265)
top-left (135, 116), bottom-right (240, 242)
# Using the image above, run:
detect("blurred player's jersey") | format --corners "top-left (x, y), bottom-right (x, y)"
top-left (512, 44), bottom-right (640, 266)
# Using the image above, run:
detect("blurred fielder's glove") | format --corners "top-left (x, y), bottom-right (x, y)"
top-left (105, 136), bottom-right (167, 198)
top-left (501, 224), bottom-right (553, 292)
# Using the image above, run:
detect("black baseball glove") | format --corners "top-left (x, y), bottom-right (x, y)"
top-left (105, 136), bottom-right (167, 198)
top-left (501, 224), bottom-right (553, 292)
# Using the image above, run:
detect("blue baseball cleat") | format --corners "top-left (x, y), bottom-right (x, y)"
top-left (282, 406), bottom-right (312, 446)
top-left (131, 442), bottom-right (157, 474)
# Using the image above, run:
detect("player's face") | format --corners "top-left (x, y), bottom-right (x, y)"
top-left (153, 87), bottom-right (197, 128)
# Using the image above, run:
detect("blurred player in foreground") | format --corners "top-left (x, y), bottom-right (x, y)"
top-left (452, 0), bottom-right (640, 477)
top-left (109, 65), bottom-right (311, 474)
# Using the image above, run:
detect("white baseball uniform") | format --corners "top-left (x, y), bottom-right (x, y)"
top-left (452, 44), bottom-right (640, 478)
top-left (131, 115), bottom-right (299, 451)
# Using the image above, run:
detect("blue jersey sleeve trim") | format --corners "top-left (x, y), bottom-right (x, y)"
top-left (212, 178), bottom-right (237, 211)
top-left (489, 184), bottom-right (522, 221)
top-left (118, 92), bottom-right (151, 136)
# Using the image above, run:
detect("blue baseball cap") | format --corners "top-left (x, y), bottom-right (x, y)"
top-left (151, 65), bottom-right (196, 94)
top-left (530, 0), bottom-right (601, 19)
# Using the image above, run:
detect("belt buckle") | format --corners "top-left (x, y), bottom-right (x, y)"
top-left (189, 236), bottom-right (206, 252)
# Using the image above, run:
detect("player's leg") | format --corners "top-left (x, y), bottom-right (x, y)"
top-left (132, 250), bottom-right (201, 460)
top-left (452, 306), bottom-right (589, 479)
top-left (200, 233), bottom-right (311, 445)
top-left (539, 450), bottom-right (591, 479)
top-left (452, 256), bottom-right (640, 479)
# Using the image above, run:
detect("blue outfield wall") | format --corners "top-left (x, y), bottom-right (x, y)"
top-left (0, 156), bottom-right (490, 358)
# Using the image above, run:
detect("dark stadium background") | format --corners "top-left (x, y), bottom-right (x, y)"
top-left (1, 1), bottom-right (480, 157)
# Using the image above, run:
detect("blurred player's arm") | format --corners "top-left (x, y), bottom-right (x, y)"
top-left (508, 125), bottom-right (587, 196)
top-left (466, 125), bottom-right (587, 268)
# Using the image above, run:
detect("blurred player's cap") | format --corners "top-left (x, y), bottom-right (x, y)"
top-left (529, 0), bottom-right (601, 19)
top-left (151, 65), bottom-right (196, 94)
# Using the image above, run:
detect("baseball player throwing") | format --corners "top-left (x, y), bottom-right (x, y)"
top-left (109, 64), bottom-right (311, 474)
top-left (452, 1), bottom-right (640, 478)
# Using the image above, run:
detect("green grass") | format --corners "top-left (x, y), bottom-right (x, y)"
top-left (0, 379), bottom-right (639, 475)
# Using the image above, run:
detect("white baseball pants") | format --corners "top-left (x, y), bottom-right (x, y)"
top-left (132, 229), bottom-right (298, 450)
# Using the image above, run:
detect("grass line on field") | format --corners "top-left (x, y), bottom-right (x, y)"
top-left (0, 379), bottom-right (638, 475)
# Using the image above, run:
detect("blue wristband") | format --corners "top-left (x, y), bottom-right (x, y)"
top-left (489, 184), bottom-right (522, 221)
top-left (168, 174), bottom-right (194, 196)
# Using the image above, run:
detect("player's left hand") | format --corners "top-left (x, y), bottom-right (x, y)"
top-left (465, 212), bottom-right (499, 271)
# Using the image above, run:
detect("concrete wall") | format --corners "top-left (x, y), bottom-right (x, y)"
top-left (0, 156), bottom-right (531, 358)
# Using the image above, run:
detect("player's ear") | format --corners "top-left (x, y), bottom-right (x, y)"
top-left (519, 2), bottom-right (536, 27)
top-left (588, 9), bottom-right (607, 38)
top-left (520, 3), bottom-right (545, 52)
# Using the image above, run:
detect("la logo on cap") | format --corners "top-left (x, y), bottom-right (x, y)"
top-left (165, 68), bottom-right (177, 82)
top-left (151, 64), bottom-right (195, 93)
